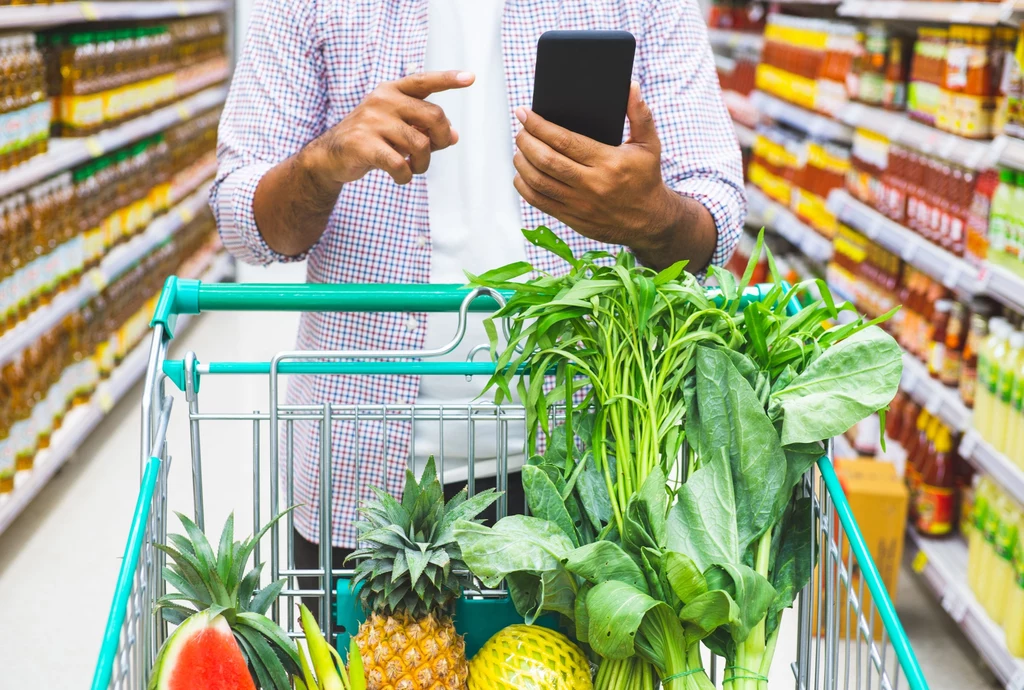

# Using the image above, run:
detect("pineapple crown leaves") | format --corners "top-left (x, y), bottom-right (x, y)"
top-left (153, 509), bottom-right (301, 690)
top-left (347, 456), bottom-right (500, 618)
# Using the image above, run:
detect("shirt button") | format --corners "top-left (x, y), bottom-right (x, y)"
top-left (404, 62), bottom-right (419, 76)
top-left (416, 235), bottom-right (427, 248)
top-left (405, 317), bottom-right (420, 332)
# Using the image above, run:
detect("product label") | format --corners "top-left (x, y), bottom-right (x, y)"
top-left (985, 507), bottom-right (1001, 545)
top-left (942, 350), bottom-right (963, 387)
top-left (929, 342), bottom-right (948, 378)
top-left (917, 484), bottom-right (955, 535)
top-left (988, 359), bottom-right (1002, 395)
top-left (999, 520), bottom-right (1020, 562)
top-left (1002, 369), bottom-right (1018, 404)
top-left (962, 364), bottom-right (978, 407)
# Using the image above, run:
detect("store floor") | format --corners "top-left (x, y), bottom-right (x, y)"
top-left (0, 260), bottom-right (1002, 689)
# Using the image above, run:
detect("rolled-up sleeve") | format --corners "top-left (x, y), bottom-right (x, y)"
top-left (210, 0), bottom-right (328, 266)
top-left (640, 0), bottom-right (746, 268)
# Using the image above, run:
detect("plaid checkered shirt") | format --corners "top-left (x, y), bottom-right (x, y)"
top-left (212, 0), bottom-right (746, 548)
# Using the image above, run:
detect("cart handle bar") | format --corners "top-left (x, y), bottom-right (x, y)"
top-left (150, 277), bottom-right (781, 340)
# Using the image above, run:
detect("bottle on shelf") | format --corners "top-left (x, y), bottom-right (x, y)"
top-left (976, 317), bottom-right (1011, 440)
top-left (928, 299), bottom-right (952, 379)
top-left (916, 423), bottom-right (958, 537)
top-left (941, 301), bottom-right (968, 388)
top-left (993, 331), bottom-right (1024, 456)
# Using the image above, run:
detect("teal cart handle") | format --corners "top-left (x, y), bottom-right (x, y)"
top-left (150, 278), bottom-right (792, 340)
top-left (91, 456), bottom-right (163, 690)
top-left (151, 279), bottom-right (510, 340)
top-left (817, 455), bottom-right (929, 690)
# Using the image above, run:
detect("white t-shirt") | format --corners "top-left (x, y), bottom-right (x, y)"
top-left (417, 0), bottom-right (528, 481)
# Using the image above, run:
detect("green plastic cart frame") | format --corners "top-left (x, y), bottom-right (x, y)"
top-left (91, 279), bottom-right (928, 690)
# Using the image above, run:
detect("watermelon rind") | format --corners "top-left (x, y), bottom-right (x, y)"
top-left (149, 609), bottom-right (255, 690)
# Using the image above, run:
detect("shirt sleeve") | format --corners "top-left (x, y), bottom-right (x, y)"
top-left (639, 0), bottom-right (746, 269)
top-left (209, 0), bottom-right (329, 266)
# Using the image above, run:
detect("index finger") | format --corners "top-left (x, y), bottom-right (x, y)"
top-left (516, 107), bottom-right (603, 165)
top-left (396, 70), bottom-right (476, 99)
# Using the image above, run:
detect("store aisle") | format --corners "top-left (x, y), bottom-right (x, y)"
top-left (0, 260), bottom-right (1001, 689)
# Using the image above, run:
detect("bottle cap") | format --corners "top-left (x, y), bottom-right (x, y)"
top-left (1000, 167), bottom-right (1015, 183)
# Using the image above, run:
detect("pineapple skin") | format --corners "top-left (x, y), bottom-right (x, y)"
top-left (355, 612), bottom-right (469, 690)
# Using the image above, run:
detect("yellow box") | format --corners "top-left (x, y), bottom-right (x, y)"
top-left (813, 459), bottom-right (909, 640)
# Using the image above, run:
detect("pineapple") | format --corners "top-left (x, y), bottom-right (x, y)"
top-left (153, 510), bottom-right (300, 690)
top-left (349, 457), bottom-right (498, 690)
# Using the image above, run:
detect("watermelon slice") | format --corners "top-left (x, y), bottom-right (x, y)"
top-left (151, 610), bottom-right (257, 690)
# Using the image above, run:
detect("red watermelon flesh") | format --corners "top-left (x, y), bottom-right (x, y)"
top-left (152, 610), bottom-right (257, 690)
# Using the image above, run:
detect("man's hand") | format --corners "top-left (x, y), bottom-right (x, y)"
top-left (307, 70), bottom-right (475, 187)
top-left (254, 71), bottom-right (474, 257)
top-left (513, 82), bottom-right (716, 271)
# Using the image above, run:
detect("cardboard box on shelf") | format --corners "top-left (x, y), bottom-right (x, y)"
top-left (813, 458), bottom-right (909, 641)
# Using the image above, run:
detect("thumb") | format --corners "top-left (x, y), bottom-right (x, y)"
top-left (626, 81), bottom-right (657, 145)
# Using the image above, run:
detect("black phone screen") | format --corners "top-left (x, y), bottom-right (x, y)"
top-left (531, 30), bottom-right (637, 147)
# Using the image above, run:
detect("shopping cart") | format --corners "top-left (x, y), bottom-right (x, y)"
top-left (91, 279), bottom-right (929, 690)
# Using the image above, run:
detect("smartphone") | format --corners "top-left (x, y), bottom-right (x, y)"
top-left (531, 30), bottom-right (637, 147)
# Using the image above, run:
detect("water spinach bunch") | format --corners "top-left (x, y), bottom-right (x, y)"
top-left (454, 228), bottom-right (903, 690)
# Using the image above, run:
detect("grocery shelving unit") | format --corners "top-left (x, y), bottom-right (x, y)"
top-left (0, 84), bottom-right (227, 199)
top-left (900, 353), bottom-right (972, 433)
top-left (747, 184), bottom-right (835, 262)
top-left (0, 0), bottom-right (229, 28)
top-left (828, 189), bottom-right (982, 296)
top-left (836, 0), bottom-right (1014, 25)
top-left (0, 252), bottom-right (233, 536)
top-left (904, 531), bottom-right (1024, 689)
top-left (750, 90), bottom-right (854, 142)
top-left (707, 28), bottom-right (764, 53)
top-left (0, 182), bottom-right (215, 369)
top-left (0, 0), bottom-right (235, 535)
top-left (714, 3), bottom-right (1024, 680)
top-left (733, 121), bottom-right (757, 148)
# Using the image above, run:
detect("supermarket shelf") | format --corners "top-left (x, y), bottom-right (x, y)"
top-left (734, 121), bottom-right (757, 149)
top-left (747, 184), bottom-right (834, 263)
top-left (904, 530), bottom-right (1024, 688)
top-left (713, 53), bottom-right (737, 74)
top-left (0, 84), bottom-right (228, 199)
top-left (0, 182), bottom-right (214, 369)
top-left (984, 263), bottom-right (1024, 315)
top-left (837, 0), bottom-right (1011, 24)
top-left (839, 102), bottom-right (995, 171)
top-left (900, 352), bottom-right (972, 433)
top-left (707, 28), bottom-right (764, 54)
top-left (960, 430), bottom-right (1024, 509)
top-left (0, 0), bottom-right (229, 28)
top-left (750, 91), bottom-right (853, 143)
top-left (0, 252), bottom-right (233, 537)
top-left (997, 135), bottom-right (1024, 171)
top-left (828, 189), bottom-right (981, 296)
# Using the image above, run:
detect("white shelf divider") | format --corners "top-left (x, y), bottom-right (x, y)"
top-left (0, 252), bottom-right (233, 536)
top-left (0, 0), bottom-right (228, 28)
top-left (839, 102), bottom-right (994, 170)
top-left (838, 0), bottom-right (1013, 24)
top-left (707, 28), bottom-right (764, 54)
top-left (750, 90), bottom-right (853, 143)
top-left (733, 121), bottom-right (757, 149)
top-left (960, 430), bottom-right (1024, 509)
top-left (0, 181), bottom-right (214, 368)
top-left (0, 85), bottom-right (227, 199)
top-left (747, 184), bottom-right (835, 263)
top-left (900, 352), bottom-right (973, 433)
top-left (828, 189), bottom-right (982, 296)
top-left (905, 530), bottom-right (1024, 689)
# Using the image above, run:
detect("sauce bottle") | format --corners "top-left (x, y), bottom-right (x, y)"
top-left (941, 301), bottom-right (968, 387)
top-left (928, 299), bottom-right (952, 379)
top-left (916, 425), bottom-right (957, 537)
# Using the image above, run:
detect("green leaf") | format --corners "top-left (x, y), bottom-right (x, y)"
top-left (664, 551), bottom-right (708, 605)
top-left (638, 467), bottom-right (669, 546)
top-left (576, 453), bottom-right (613, 532)
top-left (585, 581), bottom-right (676, 660)
top-left (772, 326), bottom-right (903, 445)
top-left (236, 612), bottom-right (301, 670)
top-left (563, 540), bottom-right (648, 592)
top-left (575, 582), bottom-right (593, 644)
top-left (249, 579), bottom-right (286, 617)
top-left (653, 261), bottom-right (687, 286)
top-left (217, 514), bottom-right (235, 590)
top-left (406, 548), bottom-right (430, 587)
top-left (633, 275), bottom-right (657, 332)
top-left (233, 629), bottom-right (272, 690)
top-left (507, 568), bottom-right (577, 624)
top-left (679, 590), bottom-right (740, 641)
top-left (691, 347), bottom-right (787, 557)
top-left (523, 465), bottom-right (579, 547)
top-left (236, 624), bottom-right (291, 690)
top-left (704, 563), bottom-right (777, 643)
top-left (468, 261), bottom-right (533, 284)
top-left (238, 565), bottom-right (263, 609)
top-left (454, 516), bottom-right (574, 589)
top-left (767, 496), bottom-right (814, 636)
top-left (522, 226), bottom-right (580, 268)
top-left (666, 452), bottom-right (739, 571)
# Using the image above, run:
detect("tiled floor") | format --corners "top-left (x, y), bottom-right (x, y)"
top-left (0, 260), bottom-right (1000, 689)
